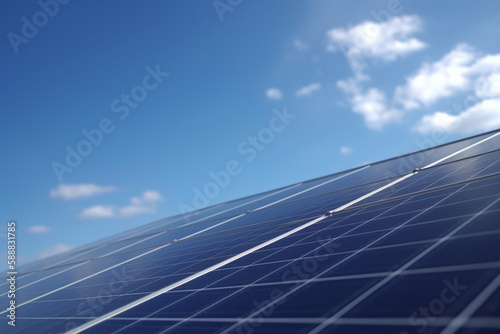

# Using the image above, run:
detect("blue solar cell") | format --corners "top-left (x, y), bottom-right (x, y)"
top-left (343, 269), bottom-right (498, 318)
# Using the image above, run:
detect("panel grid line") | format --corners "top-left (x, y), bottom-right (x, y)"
top-left (63, 131), bottom-right (500, 334)
top-left (154, 148), bottom-right (478, 334)
top-left (308, 195), bottom-right (500, 334)
top-left (440, 273), bottom-right (500, 334)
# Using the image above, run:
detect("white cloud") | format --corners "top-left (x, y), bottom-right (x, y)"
top-left (351, 88), bottom-right (402, 130)
top-left (327, 15), bottom-right (426, 75)
top-left (79, 190), bottom-right (162, 220)
top-left (296, 83), bottom-right (321, 97)
top-left (396, 44), bottom-right (500, 109)
top-left (79, 205), bottom-right (115, 219)
top-left (50, 183), bottom-right (117, 200)
top-left (329, 15), bottom-right (424, 130)
top-left (395, 44), bottom-right (500, 133)
top-left (37, 244), bottom-right (73, 259)
top-left (414, 98), bottom-right (500, 134)
top-left (338, 78), bottom-right (402, 130)
top-left (130, 190), bottom-right (162, 205)
top-left (327, 16), bottom-right (500, 132)
top-left (266, 88), bottom-right (283, 100)
top-left (27, 225), bottom-right (50, 234)
top-left (471, 54), bottom-right (500, 74)
top-left (335, 40), bottom-right (500, 131)
top-left (294, 39), bottom-right (308, 51)
top-left (340, 146), bottom-right (352, 155)
top-left (475, 73), bottom-right (500, 99)
top-left (395, 44), bottom-right (477, 109)
top-left (119, 191), bottom-right (161, 217)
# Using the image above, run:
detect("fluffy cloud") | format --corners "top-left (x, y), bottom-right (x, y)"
top-left (334, 37), bottom-right (500, 132)
top-left (296, 83), bottom-right (321, 97)
top-left (329, 15), bottom-right (425, 129)
top-left (37, 244), bottom-right (73, 259)
top-left (399, 44), bottom-right (500, 134)
top-left (79, 190), bottom-right (162, 220)
top-left (338, 78), bottom-right (402, 130)
top-left (350, 88), bottom-right (402, 130)
top-left (396, 44), bottom-right (500, 110)
top-left (327, 15), bottom-right (426, 74)
top-left (27, 225), bottom-right (50, 234)
top-left (266, 88), bottom-right (283, 100)
top-left (475, 73), bottom-right (500, 99)
top-left (414, 98), bottom-right (500, 134)
top-left (395, 44), bottom-right (478, 109)
top-left (471, 54), bottom-right (500, 75)
top-left (50, 183), bottom-right (117, 200)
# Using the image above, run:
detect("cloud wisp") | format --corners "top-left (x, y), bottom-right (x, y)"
top-left (340, 146), bottom-right (353, 155)
top-left (296, 83), bottom-right (321, 97)
top-left (50, 183), bottom-right (117, 200)
top-left (294, 39), bottom-right (308, 51)
top-left (27, 225), bottom-right (50, 234)
top-left (79, 190), bottom-right (162, 220)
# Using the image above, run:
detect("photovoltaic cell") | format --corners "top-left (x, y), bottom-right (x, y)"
top-left (2, 129), bottom-right (500, 334)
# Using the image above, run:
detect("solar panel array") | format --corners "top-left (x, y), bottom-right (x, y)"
top-left (2, 129), bottom-right (500, 334)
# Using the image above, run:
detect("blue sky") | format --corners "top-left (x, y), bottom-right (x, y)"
top-left (1, 0), bottom-right (500, 265)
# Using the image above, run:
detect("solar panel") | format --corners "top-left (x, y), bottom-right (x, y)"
top-left (2, 129), bottom-right (500, 334)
